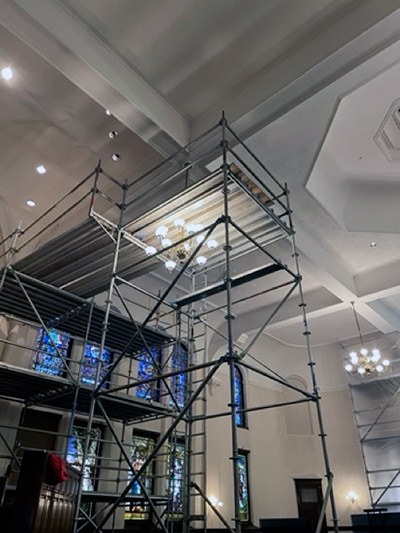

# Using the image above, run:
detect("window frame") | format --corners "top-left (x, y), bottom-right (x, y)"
top-left (80, 342), bottom-right (114, 390)
top-left (166, 436), bottom-right (186, 517)
top-left (32, 327), bottom-right (73, 378)
top-left (66, 418), bottom-right (104, 493)
top-left (125, 429), bottom-right (158, 522)
top-left (237, 449), bottom-right (251, 524)
top-left (135, 346), bottom-right (163, 402)
top-left (234, 365), bottom-right (247, 428)
top-left (170, 343), bottom-right (189, 408)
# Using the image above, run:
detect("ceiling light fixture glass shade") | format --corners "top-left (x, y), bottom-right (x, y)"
top-left (144, 217), bottom-right (220, 272)
top-left (345, 302), bottom-right (390, 376)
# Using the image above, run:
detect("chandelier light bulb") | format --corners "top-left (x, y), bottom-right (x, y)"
top-left (196, 255), bottom-right (207, 266)
top-left (376, 365), bottom-right (384, 373)
top-left (173, 218), bottom-right (185, 228)
top-left (196, 235), bottom-right (205, 244)
top-left (185, 223), bottom-right (197, 234)
top-left (345, 364), bottom-right (353, 372)
top-left (155, 226), bottom-right (168, 238)
top-left (194, 223), bottom-right (204, 232)
top-left (145, 246), bottom-right (157, 256)
top-left (183, 242), bottom-right (191, 252)
top-left (383, 359), bottom-right (390, 367)
top-left (357, 367), bottom-right (366, 375)
top-left (360, 348), bottom-right (368, 356)
top-left (350, 355), bottom-right (358, 365)
top-left (349, 352), bottom-right (357, 358)
top-left (371, 352), bottom-right (381, 363)
top-left (165, 260), bottom-right (176, 272)
top-left (161, 238), bottom-right (172, 248)
top-left (207, 239), bottom-right (218, 250)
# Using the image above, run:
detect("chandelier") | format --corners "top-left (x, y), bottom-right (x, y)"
top-left (345, 302), bottom-right (389, 376)
top-left (144, 218), bottom-right (219, 272)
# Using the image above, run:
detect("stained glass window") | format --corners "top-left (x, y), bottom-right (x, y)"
top-left (125, 433), bottom-right (156, 521)
top-left (170, 344), bottom-right (188, 408)
top-left (238, 452), bottom-right (250, 522)
top-left (166, 440), bottom-right (185, 515)
top-left (80, 343), bottom-right (113, 388)
top-left (136, 347), bottom-right (162, 401)
top-left (66, 425), bottom-right (101, 492)
top-left (234, 365), bottom-right (245, 427)
top-left (32, 328), bottom-right (71, 377)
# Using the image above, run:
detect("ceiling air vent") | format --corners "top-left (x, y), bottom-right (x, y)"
top-left (374, 98), bottom-right (400, 162)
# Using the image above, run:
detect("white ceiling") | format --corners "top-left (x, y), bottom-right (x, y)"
top-left (1, 0), bottom-right (400, 350)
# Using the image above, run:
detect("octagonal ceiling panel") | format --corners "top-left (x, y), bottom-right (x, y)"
top-left (306, 59), bottom-right (400, 233)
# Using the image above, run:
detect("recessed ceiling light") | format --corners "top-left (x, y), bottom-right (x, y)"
top-left (36, 165), bottom-right (46, 174)
top-left (108, 131), bottom-right (118, 139)
top-left (111, 153), bottom-right (121, 161)
top-left (105, 109), bottom-right (112, 116)
top-left (370, 242), bottom-right (377, 248)
top-left (1, 66), bottom-right (13, 81)
top-left (26, 200), bottom-right (36, 207)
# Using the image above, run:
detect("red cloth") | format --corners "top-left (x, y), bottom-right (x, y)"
top-left (45, 453), bottom-right (69, 485)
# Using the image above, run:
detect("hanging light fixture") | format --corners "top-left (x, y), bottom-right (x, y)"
top-left (142, 217), bottom-right (219, 272)
top-left (345, 302), bottom-right (390, 376)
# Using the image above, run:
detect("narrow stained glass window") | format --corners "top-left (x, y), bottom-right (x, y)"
top-left (234, 365), bottom-right (245, 427)
top-left (80, 343), bottom-right (113, 388)
top-left (170, 344), bottom-right (188, 408)
top-left (32, 328), bottom-right (71, 377)
top-left (238, 452), bottom-right (250, 522)
top-left (136, 347), bottom-right (162, 401)
top-left (66, 425), bottom-right (101, 492)
top-left (125, 433), bottom-right (156, 521)
top-left (166, 440), bottom-right (185, 515)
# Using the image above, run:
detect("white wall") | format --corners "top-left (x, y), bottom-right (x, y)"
top-left (204, 332), bottom-right (370, 528)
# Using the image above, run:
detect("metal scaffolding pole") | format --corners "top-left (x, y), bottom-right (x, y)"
top-left (73, 181), bottom-right (127, 533)
top-left (286, 184), bottom-right (340, 533)
top-left (221, 113), bottom-right (242, 533)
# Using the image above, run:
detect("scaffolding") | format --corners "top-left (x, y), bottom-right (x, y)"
top-left (349, 369), bottom-right (400, 511)
top-left (0, 115), bottom-right (339, 533)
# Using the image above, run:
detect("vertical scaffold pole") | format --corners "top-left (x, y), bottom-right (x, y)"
top-left (73, 180), bottom-right (127, 533)
top-left (221, 113), bottom-right (242, 533)
top-left (285, 184), bottom-right (339, 533)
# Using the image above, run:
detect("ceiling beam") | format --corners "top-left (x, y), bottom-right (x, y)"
top-left (192, 2), bottom-right (400, 141)
top-left (0, 0), bottom-right (189, 151)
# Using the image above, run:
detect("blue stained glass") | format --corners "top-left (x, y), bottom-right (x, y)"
top-left (170, 345), bottom-right (188, 408)
top-left (166, 441), bottom-right (185, 514)
top-left (80, 343), bottom-right (113, 388)
top-left (136, 347), bottom-right (162, 401)
top-left (234, 366), bottom-right (245, 427)
top-left (66, 426), bottom-right (101, 492)
top-left (125, 434), bottom-right (156, 520)
top-left (32, 328), bottom-right (71, 377)
top-left (238, 453), bottom-right (250, 522)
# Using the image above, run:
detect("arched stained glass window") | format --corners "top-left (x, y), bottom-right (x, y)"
top-left (234, 365), bottom-right (246, 427)
top-left (170, 344), bottom-right (188, 408)
top-left (80, 343), bottom-right (113, 388)
top-left (136, 347), bottom-right (162, 401)
top-left (32, 328), bottom-right (71, 377)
